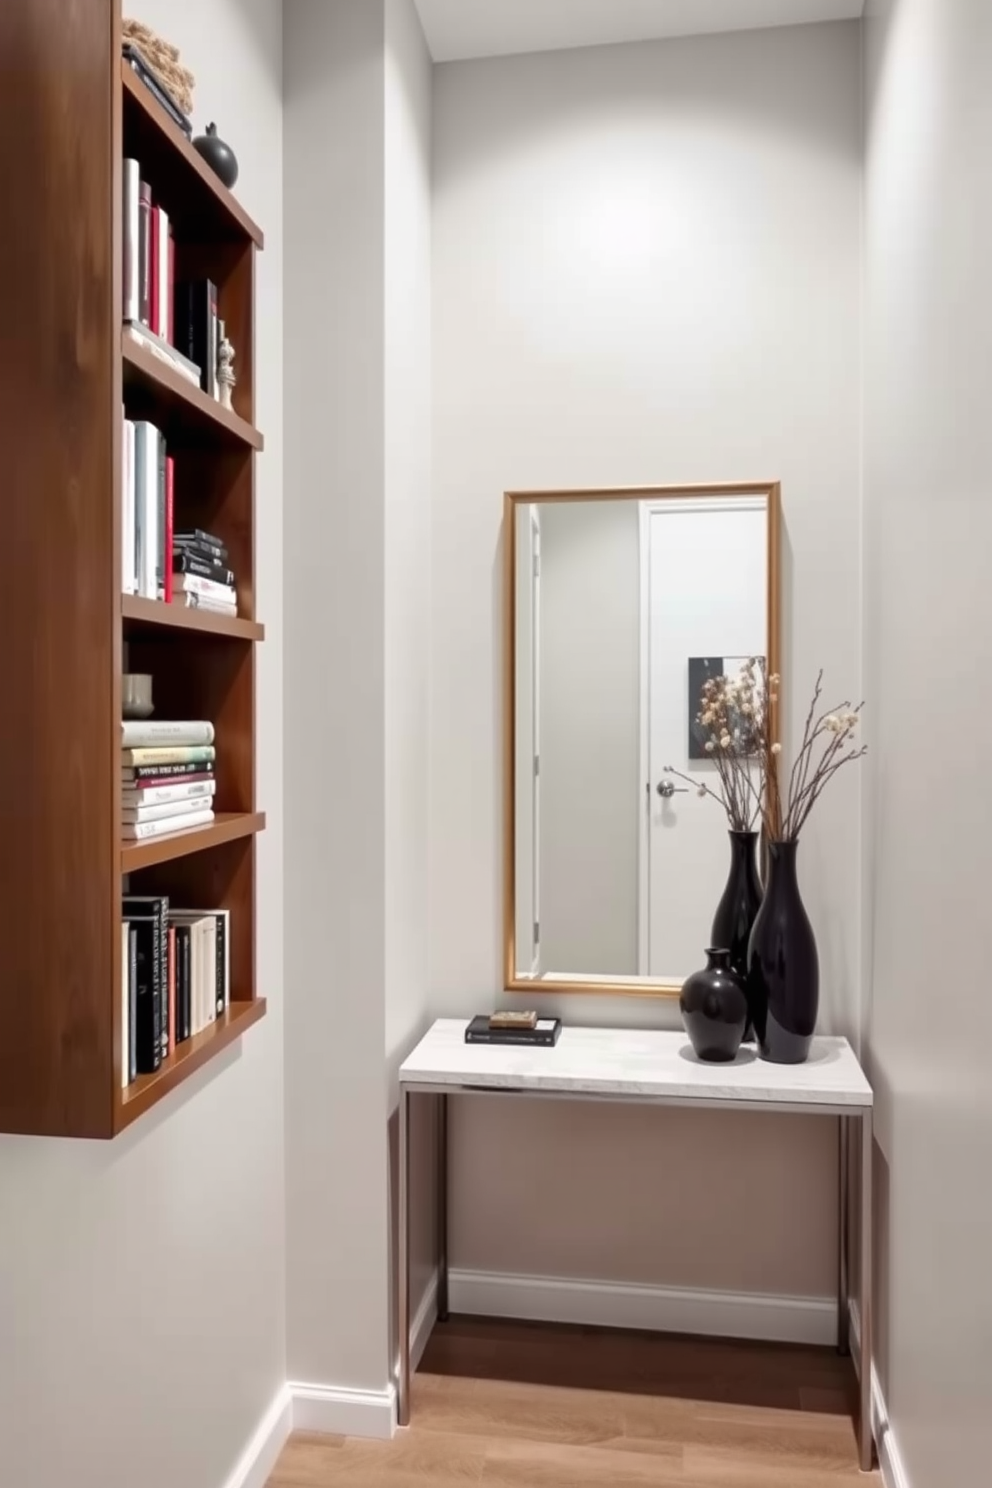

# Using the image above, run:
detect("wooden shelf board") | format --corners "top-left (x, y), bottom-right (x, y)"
top-left (121, 62), bottom-right (263, 248)
top-left (121, 812), bottom-right (266, 873)
top-left (122, 593), bottom-right (264, 642)
top-left (117, 999), bottom-right (267, 1130)
top-left (122, 334), bottom-right (263, 450)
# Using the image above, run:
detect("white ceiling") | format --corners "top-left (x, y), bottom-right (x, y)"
top-left (414, 0), bottom-right (863, 63)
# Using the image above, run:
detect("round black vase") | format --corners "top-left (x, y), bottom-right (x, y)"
top-left (711, 829), bottom-right (763, 1036)
top-left (680, 948), bottom-right (748, 1063)
top-left (747, 839), bottom-right (819, 1064)
top-left (193, 123), bottom-right (239, 188)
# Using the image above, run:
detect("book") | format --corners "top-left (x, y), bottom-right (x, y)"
top-left (156, 434), bottom-right (167, 599)
top-left (464, 1015), bottom-right (562, 1047)
top-left (122, 795), bottom-right (217, 826)
top-left (128, 925), bottom-right (138, 1083)
top-left (121, 807), bottom-right (215, 841)
top-left (154, 206), bottom-right (169, 340)
top-left (164, 456), bottom-right (174, 603)
top-left (175, 280), bottom-right (218, 396)
top-left (121, 720), bottom-right (215, 747)
top-left (150, 204), bottom-right (159, 334)
top-left (168, 592), bottom-right (237, 617)
top-left (167, 926), bottom-right (176, 1058)
top-left (122, 416), bottom-right (136, 594)
top-left (121, 744), bottom-right (216, 765)
top-left (174, 923), bottom-right (192, 1043)
top-left (138, 179), bottom-right (152, 326)
top-left (122, 158), bottom-right (140, 322)
top-left (213, 909), bottom-right (229, 1014)
top-left (122, 44), bottom-right (193, 137)
top-left (167, 234), bottom-right (175, 343)
top-left (122, 912), bottom-right (160, 1072)
top-left (124, 895), bottom-right (169, 1061)
top-left (133, 420), bottom-right (161, 599)
top-left (124, 320), bottom-right (201, 386)
top-left (121, 779), bottom-right (216, 808)
top-left (122, 760), bottom-right (214, 782)
top-left (120, 923), bottom-right (130, 1089)
top-left (174, 528), bottom-right (227, 556)
top-left (174, 572), bottom-right (237, 605)
top-left (169, 913), bottom-right (216, 1034)
top-left (172, 551), bottom-right (236, 586)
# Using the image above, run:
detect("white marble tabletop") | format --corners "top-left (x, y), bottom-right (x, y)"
top-left (400, 1019), bottom-right (873, 1108)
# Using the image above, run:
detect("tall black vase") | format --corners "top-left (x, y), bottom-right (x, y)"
top-left (747, 839), bottom-right (819, 1064)
top-left (711, 830), bottom-right (763, 1034)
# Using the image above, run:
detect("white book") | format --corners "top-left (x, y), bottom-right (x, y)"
top-left (121, 415), bottom-right (135, 594)
top-left (121, 796), bottom-right (214, 826)
top-left (121, 807), bottom-right (214, 841)
top-left (120, 719), bottom-right (215, 747)
top-left (203, 918), bottom-right (218, 1029)
top-left (123, 320), bottom-right (201, 386)
top-left (133, 421), bottom-right (161, 600)
top-left (174, 572), bottom-right (237, 604)
top-left (121, 779), bottom-right (216, 808)
top-left (122, 159), bottom-right (140, 322)
top-left (155, 206), bottom-right (169, 339)
top-left (170, 591), bottom-right (238, 616)
top-left (121, 923), bottom-right (130, 1089)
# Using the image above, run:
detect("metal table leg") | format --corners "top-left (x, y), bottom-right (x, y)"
top-left (838, 1114), bottom-right (850, 1355)
top-left (398, 1084), bottom-right (411, 1427)
top-left (859, 1108), bottom-right (874, 1471)
top-left (437, 1091), bottom-right (449, 1322)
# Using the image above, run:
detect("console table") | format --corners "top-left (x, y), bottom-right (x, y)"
top-left (397, 1019), bottom-right (874, 1471)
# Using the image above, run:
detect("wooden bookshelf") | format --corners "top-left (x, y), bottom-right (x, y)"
top-left (0, 1), bottom-right (266, 1137)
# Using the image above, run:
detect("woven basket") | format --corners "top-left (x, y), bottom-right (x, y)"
top-left (123, 19), bottom-right (195, 118)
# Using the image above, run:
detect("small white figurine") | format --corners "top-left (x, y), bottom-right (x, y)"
top-left (217, 334), bottom-right (236, 411)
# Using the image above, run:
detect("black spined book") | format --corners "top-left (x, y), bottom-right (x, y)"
top-left (465, 1016), bottom-right (561, 1047)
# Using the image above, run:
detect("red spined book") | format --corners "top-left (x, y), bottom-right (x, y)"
top-left (167, 926), bottom-right (176, 1057)
top-left (155, 207), bottom-right (169, 338)
top-left (150, 204), bottom-right (159, 333)
top-left (164, 456), bottom-right (175, 602)
top-left (167, 231), bottom-right (175, 343)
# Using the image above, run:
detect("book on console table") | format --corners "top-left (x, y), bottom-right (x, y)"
top-left (465, 1014), bottom-right (561, 1047)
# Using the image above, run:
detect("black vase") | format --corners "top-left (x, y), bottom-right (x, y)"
top-left (680, 948), bottom-right (748, 1063)
top-left (193, 123), bottom-right (239, 188)
top-left (711, 830), bottom-right (763, 1034)
top-left (747, 839), bottom-right (819, 1063)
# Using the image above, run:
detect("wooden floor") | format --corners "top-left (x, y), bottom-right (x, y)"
top-left (269, 1317), bottom-right (879, 1486)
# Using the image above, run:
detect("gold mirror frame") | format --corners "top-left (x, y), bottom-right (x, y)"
top-left (503, 482), bottom-right (781, 999)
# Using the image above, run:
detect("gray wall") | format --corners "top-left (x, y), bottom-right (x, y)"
top-left (431, 21), bottom-right (862, 1298)
top-left (539, 500), bottom-right (640, 975)
top-left (863, 1), bottom-right (992, 1482)
top-left (0, 4), bottom-right (287, 1485)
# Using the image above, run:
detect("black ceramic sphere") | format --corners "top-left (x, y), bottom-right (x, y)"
top-left (193, 123), bottom-right (239, 188)
top-left (680, 948), bottom-right (748, 1063)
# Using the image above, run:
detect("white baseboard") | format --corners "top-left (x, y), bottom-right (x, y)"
top-left (448, 1267), bottom-right (837, 1347)
top-left (410, 1271), bottom-right (439, 1373)
top-left (220, 1384), bottom-right (292, 1488)
top-left (289, 1380), bottom-right (397, 1440)
top-left (849, 1303), bottom-right (912, 1488)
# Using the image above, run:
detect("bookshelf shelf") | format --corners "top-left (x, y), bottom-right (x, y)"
top-left (117, 999), bottom-right (267, 1131)
top-left (121, 812), bottom-right (266, 873)
top-left (121, 61), bottom-right (263, 248)
top-left (122, 334), bottom-right (264, 450)
top-left (0, 1), bottom-right (268, 1137)
top-left (122, 593), bottom-right (265, 642)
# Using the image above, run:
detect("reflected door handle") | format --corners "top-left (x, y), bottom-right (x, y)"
top-left (655, 780), bottom-right (688, 799)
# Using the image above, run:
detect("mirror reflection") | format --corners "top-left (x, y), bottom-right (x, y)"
top-left (509, 487), bottom-right (777, 994)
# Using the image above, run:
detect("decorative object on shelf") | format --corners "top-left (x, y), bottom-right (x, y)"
top-left (122, 20), bottom-right (195, 118)
top-left (193, 123), bottom-right (239, 188)
top-left (122, 673), bottom-right (153, 720)
top-left (217, 331), bottom-right (236, 411)
top-left (711, 829), bottom-right (763, 1033)
top-left (680, 948), bottom-right (748, 1063)
top-left (749, 671), bottom-right (867, 1063)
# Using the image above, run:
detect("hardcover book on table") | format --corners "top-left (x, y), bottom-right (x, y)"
top-left (465, 1015), bottom-right (562, 1047)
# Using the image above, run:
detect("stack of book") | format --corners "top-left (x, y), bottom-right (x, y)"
top-left (172, 528), bottom-right (238, 615)
top-left (122, 158), bottom-right (202, 388)
top-left (121, 415), bottom-right (172, 600)
top-left (121, 893), bottom-right (231, 1085)
top-left (122, 720), bottom-right (217, 841)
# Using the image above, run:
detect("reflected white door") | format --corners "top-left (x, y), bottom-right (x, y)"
top-left (642, 500), bottom-right (767, 979)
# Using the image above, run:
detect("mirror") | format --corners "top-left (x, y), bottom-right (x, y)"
top-left (504, 483), bottom-right (780, 998)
